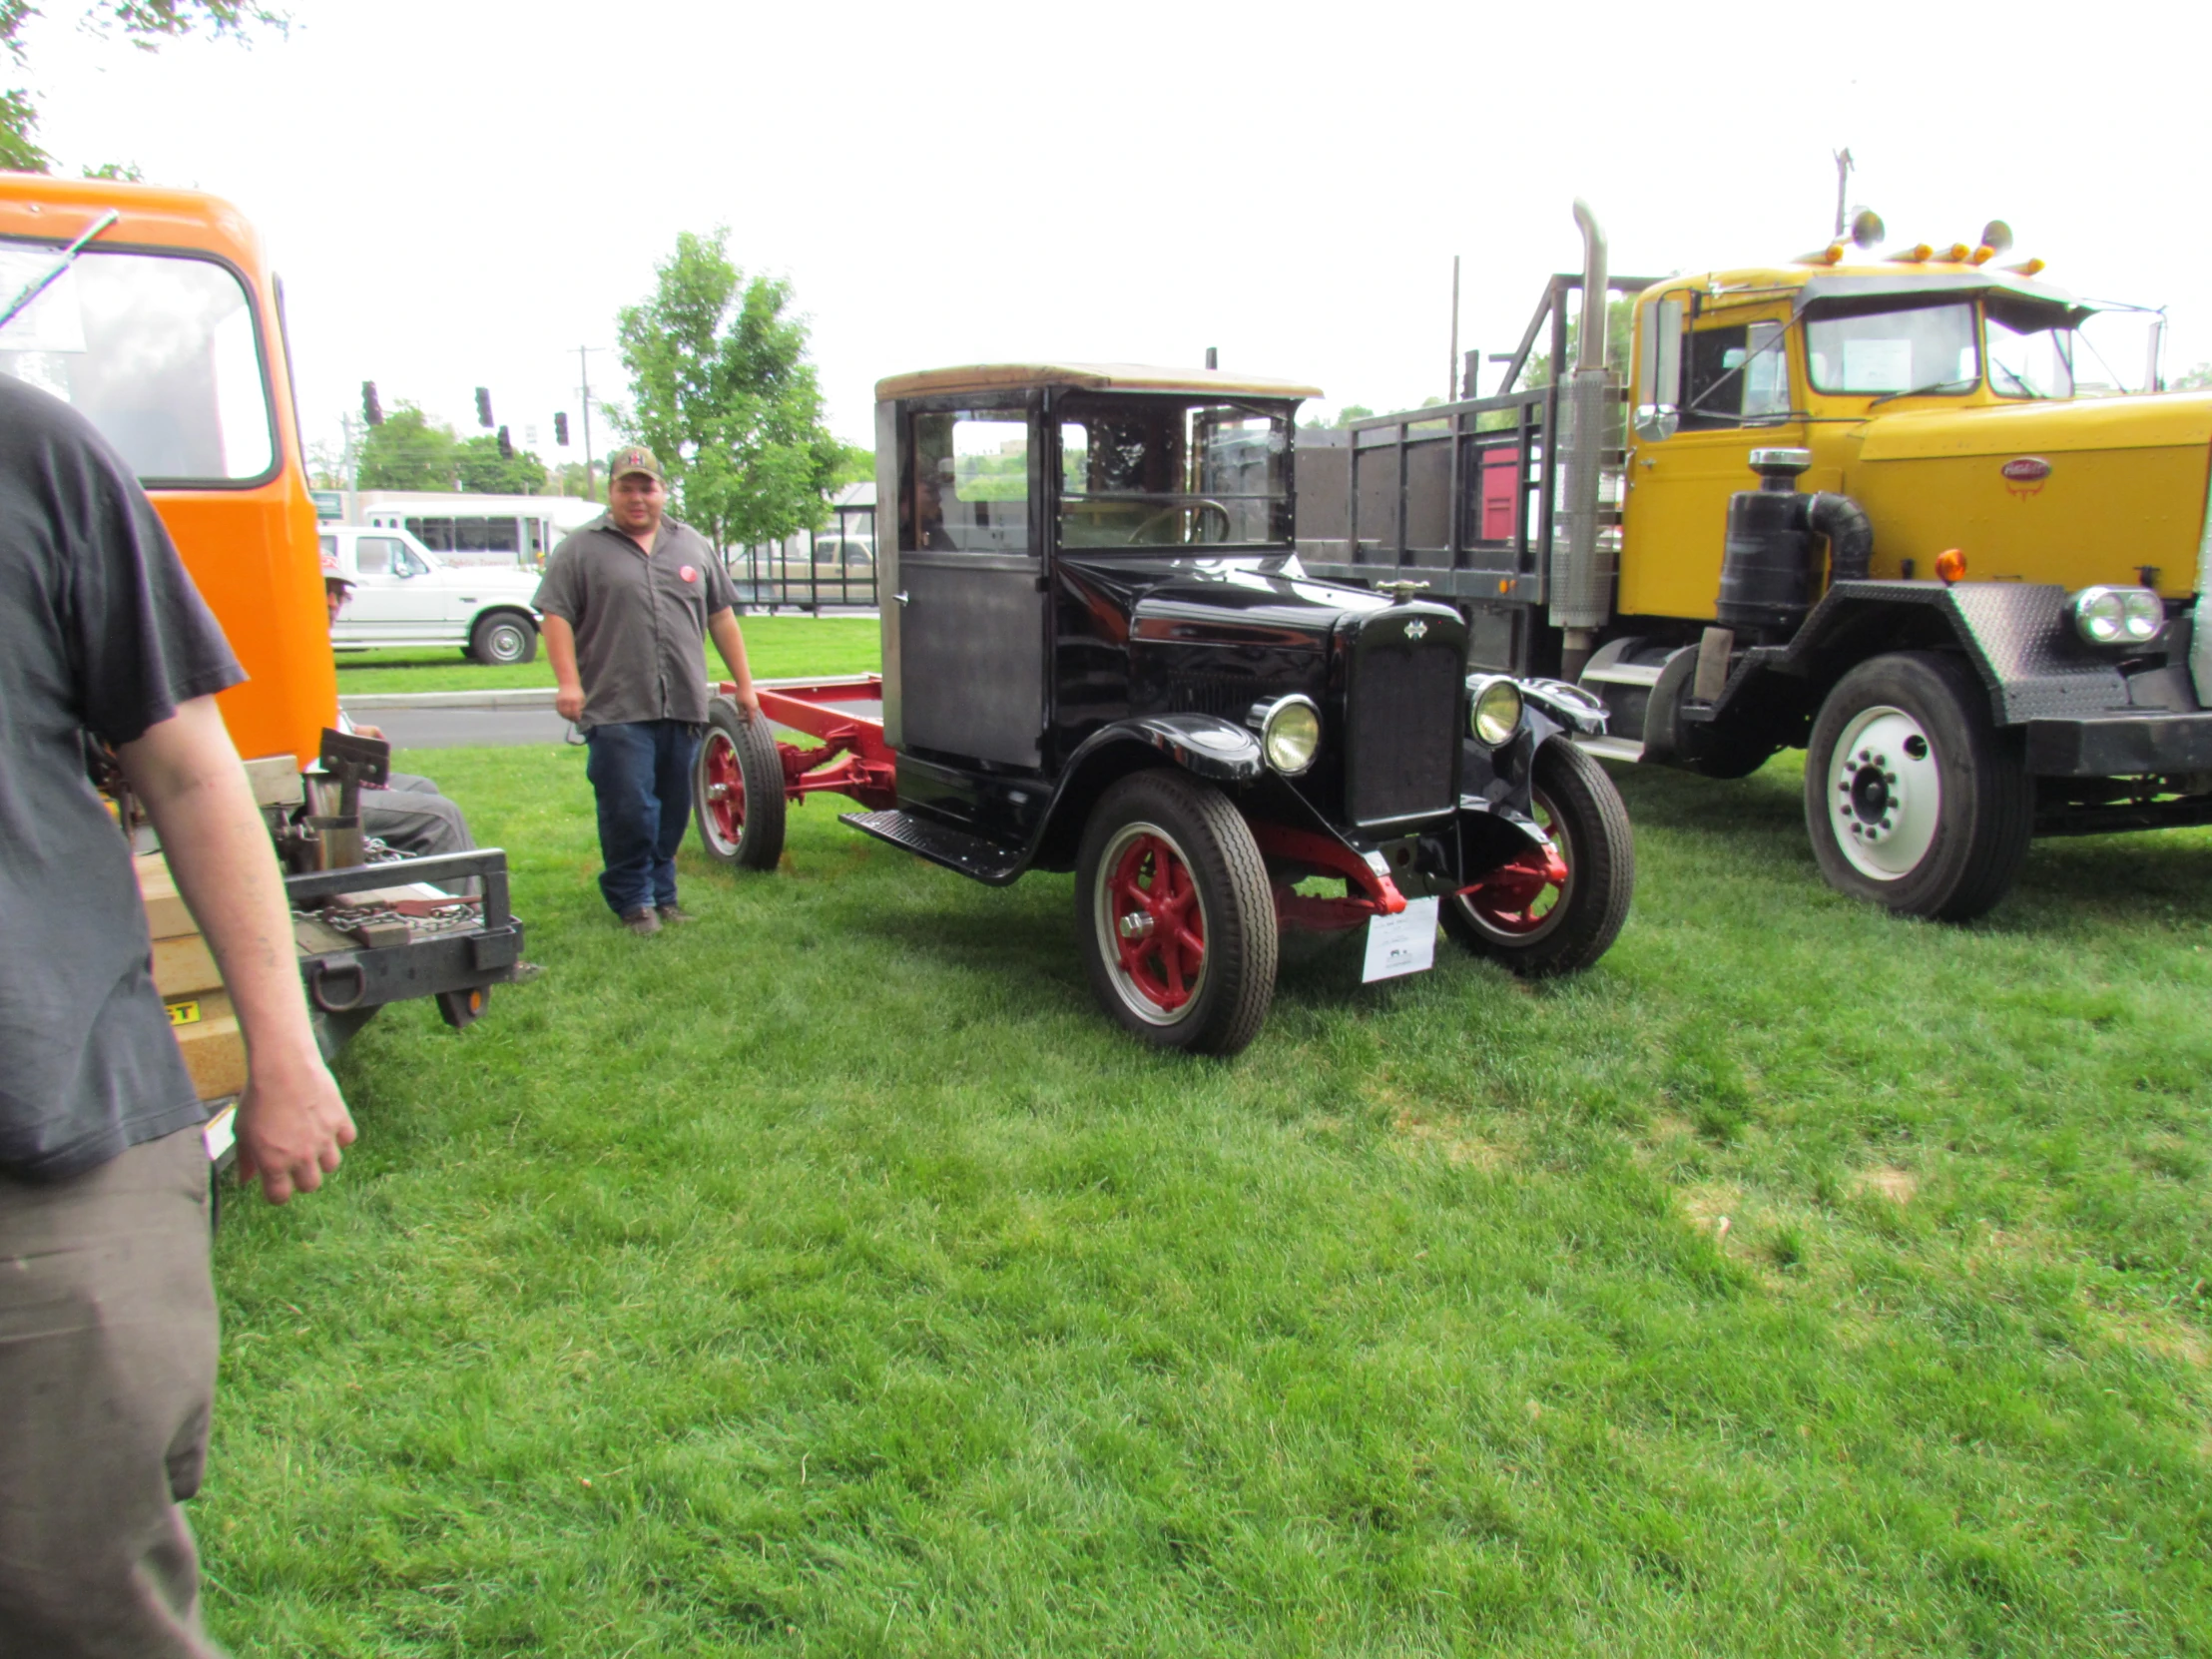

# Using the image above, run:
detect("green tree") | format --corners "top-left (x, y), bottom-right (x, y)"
top-left (2173, 363), bottom-right (2212, 392)
top-left (615, 228), bottom-right (841, 550)
top-left (356, 404), bottom-right (458, 491)
top-left (455, 433), bottom-right (547, 495)
top-left (825, 439), bottom-right (873, 490)
top-left (3, 1), bottom-right (280, 173)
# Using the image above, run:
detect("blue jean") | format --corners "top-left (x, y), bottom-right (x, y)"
top-left (583, 720), bottom-right (701, 916)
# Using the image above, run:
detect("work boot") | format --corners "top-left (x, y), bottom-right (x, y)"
top-left (657, 903), bottom-right (699, 925)
top-left (621, 907), bottom-right (662, 937)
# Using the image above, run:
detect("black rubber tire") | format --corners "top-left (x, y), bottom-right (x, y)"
top-left (1442, 738), bottom-right (1635, 977)
top-left (1804, 651), bottom-right (2032, 920)
top-left (468, 610), bottom-right (538, 666)
top-left (1074, 770), bottom-right (1277, 1055)
top-left (691, 697), bottom-right (787, 870)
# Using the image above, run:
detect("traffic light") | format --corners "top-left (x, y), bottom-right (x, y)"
top-left (553, 410), bottom-right (570, 447)
top-left (361, 380), bottom-right (382, 426)
top-left (497, 425), bottom-right (513, 461)
top-left (474, 386), bottom-right (493, 428)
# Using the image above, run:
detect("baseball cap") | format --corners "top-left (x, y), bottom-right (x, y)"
top-left (320, 550), bottom-right (353, 588)
top-left (609, 444), bottom-right (664, 483)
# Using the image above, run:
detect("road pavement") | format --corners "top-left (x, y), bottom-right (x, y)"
top-left (343, 686), bottom-right (879, 750)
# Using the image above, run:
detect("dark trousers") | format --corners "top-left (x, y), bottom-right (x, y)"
top-left (584, 719), bottom-right (700, 915)
top-left (0, 1126), bottom-right (225, 1658)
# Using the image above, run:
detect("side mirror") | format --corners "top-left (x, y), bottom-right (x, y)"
top-left (1635, 297), bottom-right (1684, 440)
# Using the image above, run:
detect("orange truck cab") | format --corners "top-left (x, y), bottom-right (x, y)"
top-left (1, 176), bottom-right (523, 1091)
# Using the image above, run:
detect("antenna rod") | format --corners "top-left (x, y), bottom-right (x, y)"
top-left (1833, 147), bottom-right (1854, 242)
top-left (1448, 255), bottom-right (1460, 405)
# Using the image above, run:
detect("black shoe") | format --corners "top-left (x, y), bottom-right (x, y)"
top-left (657, 904), bottom-right (699, 924)
top-left (621, 907), bottom-right (662, 937)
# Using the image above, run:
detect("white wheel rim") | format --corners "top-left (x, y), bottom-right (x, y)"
top-left (488, 623), bottom-right (525, 661)
top-left (1826, 704), bottom-right (1941, 880)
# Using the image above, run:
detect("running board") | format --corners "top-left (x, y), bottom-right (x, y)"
top-left (839, 809), bottom-right (1025, 885)
top-left (1574, 734), bottom-right (1646, 764)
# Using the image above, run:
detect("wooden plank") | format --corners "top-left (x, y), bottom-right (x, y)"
top-left (152, 932), bottom-right (222, 998)
top-left (174, 1011), bottom-right (247, 1102)
top-left (134, 850), bottom-right (197, 940)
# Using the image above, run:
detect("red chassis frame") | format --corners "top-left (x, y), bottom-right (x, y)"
top-left (716, 676), bottom-right (1560, 934)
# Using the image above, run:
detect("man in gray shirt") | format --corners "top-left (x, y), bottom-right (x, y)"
top-left (0, 374), bottom-right (354, 1655)
top-left (534, 446), bottom-right (761, 934)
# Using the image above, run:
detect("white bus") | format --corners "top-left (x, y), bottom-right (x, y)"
top-left (355, 491), bottom-right (603, 570)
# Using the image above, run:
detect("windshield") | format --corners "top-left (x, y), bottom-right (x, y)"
top-left (0, 242), bottom-right (276, 483)
top-left (1805, 300), bottom-right (1978, 397)
top-left (1057, 396), bottom-right (1292, 548)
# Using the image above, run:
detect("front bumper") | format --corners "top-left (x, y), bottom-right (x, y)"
top-left (2024, 714), bottom-right (2212, 777)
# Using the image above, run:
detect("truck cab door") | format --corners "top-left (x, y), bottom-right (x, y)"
top-left (1620, 301), bottom-right (1803, 621)
top-left (882, 399), bottom-right (1047, 768)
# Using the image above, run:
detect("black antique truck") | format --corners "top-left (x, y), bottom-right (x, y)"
top-left (690, 363), bottom-right (1635, 1055)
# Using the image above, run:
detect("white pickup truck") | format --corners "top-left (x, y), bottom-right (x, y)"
top-left (321, 525), bottom-right (544, 665)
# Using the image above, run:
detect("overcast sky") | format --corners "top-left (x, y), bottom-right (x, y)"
top-left (18, 0), bottom-right (2207, 462)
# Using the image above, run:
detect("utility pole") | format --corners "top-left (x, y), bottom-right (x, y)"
top-left (578, 344), bottom-right (601, 502)
top-left (1448, 255), bottom-right (1460, 405)
top-left (1833, 148), bottom-right (1854, 242)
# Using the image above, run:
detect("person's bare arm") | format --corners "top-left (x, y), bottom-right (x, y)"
top-left (117, 696), bottom-right (354, 1204)
top-left (543, 615), bottom-right (585, 723)
top-left (708, 607), bottom-right (761, 718)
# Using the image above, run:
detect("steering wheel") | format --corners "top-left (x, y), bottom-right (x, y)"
top-left (1126, 499), bottom-right (1234, 546)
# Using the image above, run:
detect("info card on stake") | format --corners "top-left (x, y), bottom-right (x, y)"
top-left (1362, 896), bottom-right (1438, 982)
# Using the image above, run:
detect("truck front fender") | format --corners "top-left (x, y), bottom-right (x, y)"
top-left (1698, 579), bottom-right (2135, 734)
top-left (1024, 716), bottom-right (1267, 872)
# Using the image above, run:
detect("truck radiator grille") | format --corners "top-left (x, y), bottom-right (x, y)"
top-left (1346, 620), bottom-right (1461, 826)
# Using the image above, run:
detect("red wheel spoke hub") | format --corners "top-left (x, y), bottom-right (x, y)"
top-left (1458, 843), bottom-right (1567, 934)
top-left (1108, 833), bottom-right (1205, 1010)
top-left (704, 735), bottom-right (746, 839)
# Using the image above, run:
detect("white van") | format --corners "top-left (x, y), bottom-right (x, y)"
top-left (322, 525), bottom-right (544, 664)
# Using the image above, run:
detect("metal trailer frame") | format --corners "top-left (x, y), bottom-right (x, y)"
top-left (1299, 272), bottom-right (1654, 677)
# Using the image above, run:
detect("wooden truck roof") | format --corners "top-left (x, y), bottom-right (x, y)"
top-left (875, 362), bottom-right (1324, 402)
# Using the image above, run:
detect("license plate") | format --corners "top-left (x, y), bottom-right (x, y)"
top-left (1362, 896), bottom-right (1438, 982)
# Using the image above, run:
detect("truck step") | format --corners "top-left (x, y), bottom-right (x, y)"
top-left (840, 809), bottom-right (1025, 885)
top-left (1575, 735), bottom-right (1646, 764)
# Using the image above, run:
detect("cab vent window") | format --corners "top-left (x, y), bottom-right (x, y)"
top-left (1680, 321), bottom-right (1790, 429)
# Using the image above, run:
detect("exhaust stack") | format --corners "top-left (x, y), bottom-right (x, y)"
top-left (1552, 199), bottom-right (1617, 677)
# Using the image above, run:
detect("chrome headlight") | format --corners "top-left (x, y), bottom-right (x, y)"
top-left (1467, 675), bottom-right (1524, 746)
top-left (1250, 694), bottom-right (1322, 776)
top-left (2070, 585), bottom-right (2164, 647)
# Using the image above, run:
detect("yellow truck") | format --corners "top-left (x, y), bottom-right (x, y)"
top-left (1301, 204), bottom-right (2212, 918)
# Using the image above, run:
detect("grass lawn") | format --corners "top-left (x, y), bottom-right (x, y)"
top-left (202, 747), bottom-right (2212, 1656)
top-left (332, 614), bottom-right (881, 696)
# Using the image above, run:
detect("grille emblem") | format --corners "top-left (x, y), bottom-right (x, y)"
top-left (1404, 619), bottom-right (1428, 641)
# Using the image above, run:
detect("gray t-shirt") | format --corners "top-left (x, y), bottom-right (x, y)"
top-left (0, 376), bottom-right (245, 1180)
top-left (532, 514), bottom-right (737, 728)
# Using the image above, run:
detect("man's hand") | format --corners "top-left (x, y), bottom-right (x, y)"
top-left (353, 721), bottom-right (386, 741)
top-left (542, 617), bottom-right (586, 723)
top-left (555, 684), bottom-right (585, 722)
top-left (234, 1046), bottom-right (356, 1204)
top-left (733, 685), bottom-right (762, 720)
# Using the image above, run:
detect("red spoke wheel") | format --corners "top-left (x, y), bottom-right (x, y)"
top-left (1443, 739), bottom-right (1634, 977)
top-left (690, 697), bottom-right (787, 870)
top-left (1076, 771), bottom-right (1276, 1055)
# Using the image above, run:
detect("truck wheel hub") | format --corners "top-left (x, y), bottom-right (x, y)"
top-left (1827, 705), bottom-right (1941, 879)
